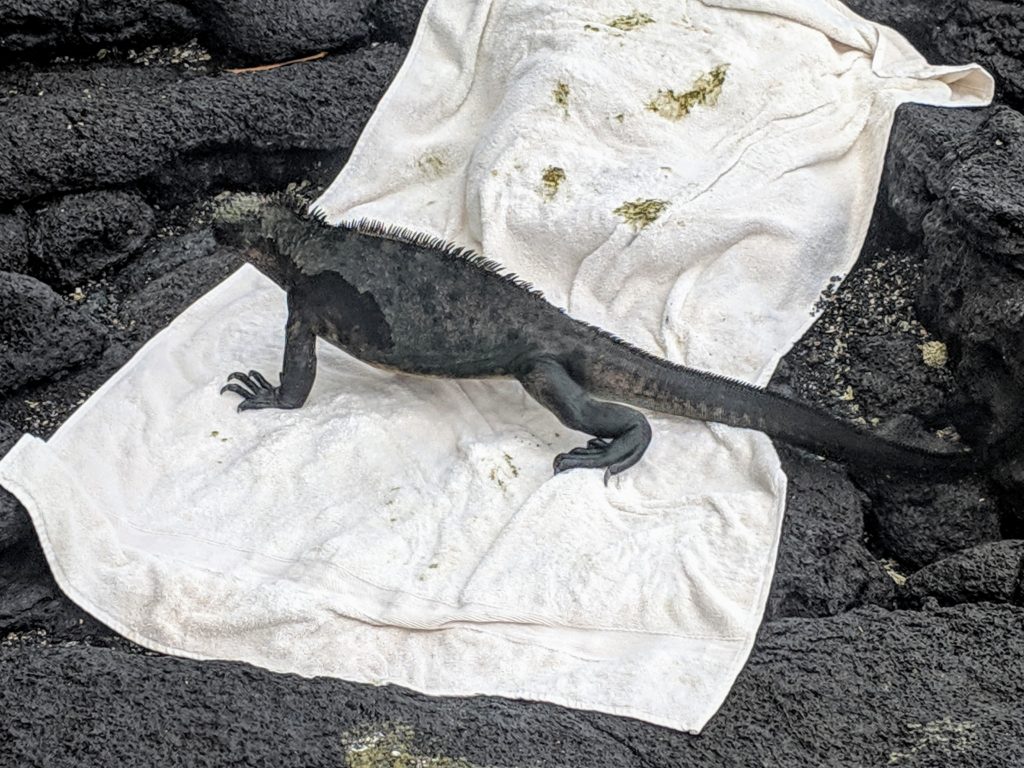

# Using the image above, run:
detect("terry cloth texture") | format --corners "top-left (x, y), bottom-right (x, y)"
top-left (0, 0), bottom-right (992, 733)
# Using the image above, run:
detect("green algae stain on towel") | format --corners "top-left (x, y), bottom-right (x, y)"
top-left (608, 11), bottom-right (655, 30)
top-left (416, 151), bottom-right (449, 178)
top-left (540, 166), bottom-right (566, 200)
top-left (647, 64), bottom-right (729, 121)
top-left (343, 723), bottom-right (478, 768)
top-left (552, 81), bottom-right (570, 116)
top-left (614, 198), bottom-right (669, 229)
top-left (584, 12), bottom-right (654, 34)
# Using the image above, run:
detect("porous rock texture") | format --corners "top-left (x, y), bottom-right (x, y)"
top-left (902, 540), bottom-right (1024, 607)
top-left (0, 208), bottom-right (28, 273)
top-left (370, 0), bottom-right (427, 46)
top-left (0, 0), bottom-right (200, 57)
top-left (1, 1), bottom-right (1022, 765)
top-left (0, 43), bottom-right (406, 204)
top-left (0, 270), bottom-right (107, 395)
top-left (188, 0), bottom-right (376, 63)
top-left (765, 447), bottom-right (896, 619)
top-left (31, 190), bottom-right (156, 287)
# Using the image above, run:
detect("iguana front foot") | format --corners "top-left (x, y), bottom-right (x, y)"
top-left (220, 299), bottom-right (317, 413)
top-left (220, 370), bottom-right (294, 411)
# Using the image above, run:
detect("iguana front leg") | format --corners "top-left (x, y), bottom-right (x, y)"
top-left (221, 300), bottom-right (317, 411)
top-left (518, 357), bottom-right (652, 484)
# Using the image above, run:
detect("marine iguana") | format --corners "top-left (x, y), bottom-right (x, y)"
top-left (213, 194), bottom-right (1002, 483)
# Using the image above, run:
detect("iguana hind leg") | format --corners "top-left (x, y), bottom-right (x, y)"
top-left (519, 358), bottom-right (652, 483)
top-left (221, 298), bottom-right (317, 411)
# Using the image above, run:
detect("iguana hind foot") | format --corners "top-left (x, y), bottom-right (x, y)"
top-left (558, 437), bottom-right (612, 458)
top-left (519, 359), bottom-right (652, 484)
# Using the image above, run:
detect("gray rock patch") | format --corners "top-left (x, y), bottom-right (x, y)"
top-left (0, 0), bottom-right (198, 56)
top-left (767, 448), bottom-right (895, 619)
top-left (0, 271), bottom-right (107, 395)
top-left (0, 209), bottom-right (29, 274)
top-left (31, 190), bottom-right (155, 287)
top-left (190, 0), bottom-right (374, 63)
top-left (0, 44), bottom-right (405, 204)
top-left (903, 540), bottom-right (1024, 606)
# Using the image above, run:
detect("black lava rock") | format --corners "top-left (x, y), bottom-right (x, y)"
top-left (0, 529), bottom-right (103, 638)
top-left (935, 0), bottom-right (1024, 109)
top-left (887, 105), bottom-right (1024, 491)
top-left (937, 107), bottom-right (1024, 265)
top-left (142, 147), bottom-right (343, 207)
top-left (903, 540), bottom-right (1024, 606)
top-left (190, 0), bottom-right (374, 63)
top-left (0, 208), bottom-right (29, 274)
top-left (371, 0), bottom-right (428, 46)
top-left (76, 0), bottom-right (198, 48)
top-left (0, 604), bottom-right (1021, 766)
top-left (0, 271), bottom-right (107, 395)
top-left (0, 418), bottom-right (19, 456)
top-left (0, 416), bottom-right (28, 552)
top-left (30, 190), bottom-right (155, 288)
top-left (885, 104), bottom-right (991, 237)
top-left (0, 0), bottom-right (199, 58)
top-left (841, 332), bottom-right (957, 424)
top-left (0, 0), bottom-right (78, 56)
top-left (0, 488), bottom-right (31, 554)
top-left (0, 416), bottom-right (30, 552)
top-left (0, 44), bottom-right (406, 205)
top-left (866, 476), bottom-right (1001, 569)
top-left (118, 229), bottom-right (243, 338)
top-left (766, 448), bottom-right (895, 619)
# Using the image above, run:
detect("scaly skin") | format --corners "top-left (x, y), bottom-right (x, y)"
top-left (213, 194), bottom-right (994, 483)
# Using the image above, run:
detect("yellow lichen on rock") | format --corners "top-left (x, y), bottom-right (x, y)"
top-left (888, 718), bottom-right (977, 765)
top-left (919, 340), bottom-right (948, 368)
top-left (343, 724), bottom-right (478, 768)
top-left (880, 559), bottom-right (907, 586)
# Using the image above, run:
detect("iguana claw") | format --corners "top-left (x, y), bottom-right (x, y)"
top-left (220, 369), bottom-right (284, 411)
top-left (552, 430), bottom-right (646, 484)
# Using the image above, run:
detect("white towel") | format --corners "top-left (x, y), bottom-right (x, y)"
top-left (0, 0), bottom-right (991, 733)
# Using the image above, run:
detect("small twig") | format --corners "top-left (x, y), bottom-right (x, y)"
top-left (226, 51), bottom-right (328, 74)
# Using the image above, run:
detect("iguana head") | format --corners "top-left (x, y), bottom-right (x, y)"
top-left (212, 192), bottom-right (312, 288)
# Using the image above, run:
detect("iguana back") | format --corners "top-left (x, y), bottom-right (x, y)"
top-left (214, 195), bottom-right (1007, 482)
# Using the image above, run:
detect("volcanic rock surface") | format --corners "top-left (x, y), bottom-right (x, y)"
top-left (1, 1), bottom-right (1022, 765)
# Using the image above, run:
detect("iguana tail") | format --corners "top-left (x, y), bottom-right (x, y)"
top-left (580, 334), bottom-right (994, 477)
